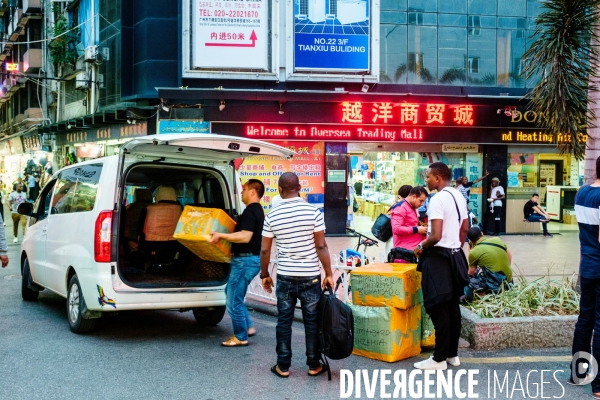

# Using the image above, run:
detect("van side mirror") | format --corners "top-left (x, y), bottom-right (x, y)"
top-left (17, 203), bottom-right (33, 216)
top-left (50, 207), bottom-right (58, 215)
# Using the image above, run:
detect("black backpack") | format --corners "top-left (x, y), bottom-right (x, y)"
top-left (317, 286), bottom-right (354, 381)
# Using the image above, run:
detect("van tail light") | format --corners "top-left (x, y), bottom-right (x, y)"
top-left (94, 211), bottom-right (113, 262)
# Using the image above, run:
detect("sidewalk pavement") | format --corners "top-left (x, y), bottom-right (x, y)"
top-left (325, 231), bottom-right (581, 280)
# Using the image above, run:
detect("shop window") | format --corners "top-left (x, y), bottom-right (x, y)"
top-left (468, 16), bottom-right (480, 36)
top-left (52, 164), bottom-right (103, 214)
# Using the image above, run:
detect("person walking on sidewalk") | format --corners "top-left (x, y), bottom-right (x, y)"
top-left (570, 156), bottom-right (600, 395)
top-left (260, 172), bottom-right (334, 378)
top-left (210, 179), bottom-right (266, 347)
top-left (8, 184), bottom-right (28, 243)
top-left (0, 206), bottom-right (8, 268)
top-left (487, 177), bottom-right (505, 235)
top-left (523, 193), bottom-right (553, 238)
top-left (413, 162), bottom-right (469, 370)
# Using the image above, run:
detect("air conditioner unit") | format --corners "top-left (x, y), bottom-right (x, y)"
top-left (84, 45), bottom-right (98, 63)
top-left (75, 72), bottom-right (89, 90)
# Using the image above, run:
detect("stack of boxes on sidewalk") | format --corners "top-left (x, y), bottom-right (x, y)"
top-left (348, 263), bottom-right (435, 362)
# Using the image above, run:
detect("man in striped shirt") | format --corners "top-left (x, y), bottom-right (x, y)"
top-left (260, 172), bottom-right (334, 378)
top-left (570, 156), bottom-right (600, 395)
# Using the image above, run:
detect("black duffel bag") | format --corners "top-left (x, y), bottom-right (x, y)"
top-left (387, 247), bottom-right (418, 264)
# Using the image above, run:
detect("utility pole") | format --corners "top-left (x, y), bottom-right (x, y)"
top-left (89, 0), bottom-right (96, 115)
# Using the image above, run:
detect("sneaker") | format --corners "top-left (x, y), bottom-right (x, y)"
top-left (543, 233), bottom-right (553, 238)
top-left (447, 356), bottom-right (460, 366)
top-left (414, 356), bottom-right (447, 370)
top-left (13, 238), bottom-right (17, 243)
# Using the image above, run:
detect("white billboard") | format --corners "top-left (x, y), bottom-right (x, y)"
top-left (191, 0), bottom-right (269, 70)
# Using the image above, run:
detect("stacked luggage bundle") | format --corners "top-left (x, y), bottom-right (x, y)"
top-left (348, 263), bottom-right (435, 362)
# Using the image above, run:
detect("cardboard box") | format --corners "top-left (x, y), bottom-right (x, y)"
top-left (348, 303), bottom-right (421, 362)
top-left (421, 303), bottom-right (436, 348)
top-left (351, 263), bottom-right (422, 309)
top-left (173, 206), bottom-right (236, 263)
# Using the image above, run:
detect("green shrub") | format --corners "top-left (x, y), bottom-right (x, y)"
top-left (466, 274), bottom-right (580, 318)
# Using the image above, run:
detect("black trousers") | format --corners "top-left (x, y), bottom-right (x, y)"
top-left (427, 298), bottom-right (462, 362)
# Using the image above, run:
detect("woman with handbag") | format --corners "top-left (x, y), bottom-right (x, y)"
top-left (390, 186), bottom-right (428, 258)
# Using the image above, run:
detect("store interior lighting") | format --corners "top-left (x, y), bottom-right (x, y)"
top-left (278, 102), bottom-right (284, 115)
top-left (219, 100), bottom-right (226, 111)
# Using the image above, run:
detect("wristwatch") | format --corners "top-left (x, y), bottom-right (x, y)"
top-left (260, 272), bottom-right (270, 279)
top-left (416, 243), bottom-right (424, 252)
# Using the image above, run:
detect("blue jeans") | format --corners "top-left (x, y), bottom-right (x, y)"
top-left (572, 276), bottom-right (600, 392)
top-left (225, 255), bottom-right (260, 341)
top-left (275, 274), bottom-right (322, 371)
top-left (527, 213), bottom-right (548, 233)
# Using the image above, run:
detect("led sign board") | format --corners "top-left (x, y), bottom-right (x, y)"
top-left (5, 63), bottom-right (18, 71)
top-left (212, 122), bottom-right (581, 145)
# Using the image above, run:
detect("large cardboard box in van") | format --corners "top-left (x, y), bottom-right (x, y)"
top-left (173, 206), bottom-right (236, 263)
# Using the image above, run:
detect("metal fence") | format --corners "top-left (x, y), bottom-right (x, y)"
top-left (246, 249), bottom-right (386, 305)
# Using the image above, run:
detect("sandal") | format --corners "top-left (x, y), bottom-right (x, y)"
top-left (271, 365), bottom-right (289, 378)
top-left (308, 363), bottom-right (329, 376)
top-left (221, 335), bottom-right (248, 347)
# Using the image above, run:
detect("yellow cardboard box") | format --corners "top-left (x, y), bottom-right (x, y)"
top-left (173, 206), bottom-right (236, 263)
top-left (421, 303), bottom-right (436, 348)
top-left (349, 302), bottom-right (422, 362)
top-left (351, 263), bottom-right (422, 309)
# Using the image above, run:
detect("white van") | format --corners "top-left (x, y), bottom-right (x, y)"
top-left (18, 134), bottom-right (293, 333)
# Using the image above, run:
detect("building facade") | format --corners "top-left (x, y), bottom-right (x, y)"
top-left (0, 0), bottom-right (582, 234)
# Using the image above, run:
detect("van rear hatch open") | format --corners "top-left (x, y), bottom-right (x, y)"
top-left (120, 134), bottom-right (295, 164)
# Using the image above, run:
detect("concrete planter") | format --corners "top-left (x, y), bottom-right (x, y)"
top-left (460, 305), bottom-right (578, 350)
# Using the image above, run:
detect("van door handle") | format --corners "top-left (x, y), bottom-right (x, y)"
top-left (42, 227), bottom-right (47, 233)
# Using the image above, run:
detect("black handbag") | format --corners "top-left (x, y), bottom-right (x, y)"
top-left (371, 213), bottom-right (392, 242)
top-left (353, 198), bottom-right (359, 212)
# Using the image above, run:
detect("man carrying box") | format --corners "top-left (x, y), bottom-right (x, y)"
top-left (210, 179), bottom-right (265, 347)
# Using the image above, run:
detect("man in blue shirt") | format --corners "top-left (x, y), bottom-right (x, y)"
top-left (571, 156), bottom-right (600, 395)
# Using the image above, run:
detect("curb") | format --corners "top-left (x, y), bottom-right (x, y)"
top-left (460, 305), bottom-right (578, 350)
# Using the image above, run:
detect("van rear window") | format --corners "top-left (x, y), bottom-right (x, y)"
top-left (52, 164), bottom-right (103, 214)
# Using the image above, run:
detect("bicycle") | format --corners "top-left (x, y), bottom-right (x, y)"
top-left (339, 227), bottom-right (379, 267)
top-left (334, 228), bottom-right (379, 300)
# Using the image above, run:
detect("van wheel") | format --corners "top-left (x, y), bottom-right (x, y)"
top-left (67, 275), bottom-right (97, 334)
top-left (21, 259), bottom-right (39, 301)
top-left (192, 306), bottom-right (226, 326)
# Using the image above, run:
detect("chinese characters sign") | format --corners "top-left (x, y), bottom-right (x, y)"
top-left (341, 102), bottom-right (475, 126)
top-left (239, 141), bottom-right (324, 210)
top-left (192, 0), bottom-right (269, 69)
top-left (293, 0), bottom-right (371, 71)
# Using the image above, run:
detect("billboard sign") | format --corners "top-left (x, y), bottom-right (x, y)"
top-left (293, 0), bottom-right (370, 71)
top-left (191, 0), bottom-right (269, 70)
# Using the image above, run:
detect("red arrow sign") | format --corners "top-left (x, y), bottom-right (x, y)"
top-left (205, 30), bottom-right (258, 47)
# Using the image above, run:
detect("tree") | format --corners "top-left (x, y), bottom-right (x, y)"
top-left (521, 0), bottom-right (600, 180)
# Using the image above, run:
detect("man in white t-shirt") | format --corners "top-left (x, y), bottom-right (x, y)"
top-left (413, 162), bottom-right (470, 371)
top-left (488, 177), bottom-right (505, 235)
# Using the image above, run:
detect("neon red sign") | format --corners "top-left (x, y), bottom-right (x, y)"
top-left (341, 102), bottom-right (476, 126)
top-left (245, 124), bottom-right (424, 141)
